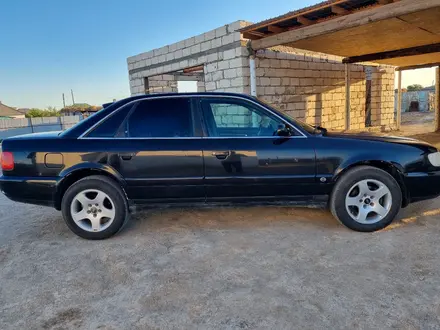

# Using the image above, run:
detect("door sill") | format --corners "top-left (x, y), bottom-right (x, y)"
top-left (131, 195), bottom-right (328, 213)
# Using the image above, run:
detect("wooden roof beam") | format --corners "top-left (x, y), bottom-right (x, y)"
top-left (267, 25), bottom-right (287, 33)
top-left (331, 5), bottom-right (349, 15)
top-left (243, 31), bottom-right (267, 40)
top-left (297, 16), bottom-right (314, 26)
top-left (251, 0), bottom-right (440, 50)
top-left (342, 43), bottom-right (440, 64)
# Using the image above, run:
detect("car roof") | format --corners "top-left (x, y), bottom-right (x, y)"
top-left (117, 92), bottom-right (256, 103)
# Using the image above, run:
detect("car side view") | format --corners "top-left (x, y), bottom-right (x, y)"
top-left (1, 92), bottom-right (440, 239)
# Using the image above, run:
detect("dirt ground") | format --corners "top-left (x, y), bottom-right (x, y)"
top-left (399, 112), bottom-right (436, 137)
top-left (1, 128), bottom-right (440, 329)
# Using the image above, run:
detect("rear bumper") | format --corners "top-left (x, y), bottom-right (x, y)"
top-left (0, 175), bottom-right (59, 207)
top-left (405, 171), bottom-right (440, 203)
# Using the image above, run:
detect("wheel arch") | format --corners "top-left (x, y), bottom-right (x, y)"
top-left (55, 163), bottom-right (128, 211)
top-left (333, 160), bottom-right (409, 207)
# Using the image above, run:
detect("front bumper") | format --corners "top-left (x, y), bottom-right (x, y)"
top-left (0, 175), bottom-right (59, 207)
top-left (405, 170), bottom-right (440, 203)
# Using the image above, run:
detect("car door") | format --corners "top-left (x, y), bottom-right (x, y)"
top-left (85, 96), bottom-right (205, 204)
top-left (199, 96), bottom-right (316, 202)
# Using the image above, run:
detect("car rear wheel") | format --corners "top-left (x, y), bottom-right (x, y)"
top-left (330, 166), bottom-right (402, 232)
top-left (61, 175), bottom-right (128, 239)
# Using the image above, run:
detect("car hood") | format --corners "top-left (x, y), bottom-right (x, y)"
top-left (6, 131), bottom-right (62, 140)
top-left (325, 132), bottom-right (437, 151)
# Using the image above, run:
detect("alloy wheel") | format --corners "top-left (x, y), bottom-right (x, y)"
top-left (345, 179), bottom-right (392, 224)
top-left (70, 189), bottom-right (115, 232)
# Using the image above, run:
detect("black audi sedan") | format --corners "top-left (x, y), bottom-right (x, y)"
top-left (1, 93), bottom-right (440, 239)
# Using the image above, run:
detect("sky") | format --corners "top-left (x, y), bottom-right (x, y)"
top-left (0, 0), bottom-right (436, 109)
top-left (396, 68), bottom-right (436, 89)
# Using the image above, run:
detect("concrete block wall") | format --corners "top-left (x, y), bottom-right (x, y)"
top-left (0, 116), bottom-right (82, 140)
top-left (147, 74), bottom-right (178, 93)
top-left (127, 21), bottom-right (251, 96)
top-left (254, 47), bottom-right (395, 130)
top-left (127, 21), bottom-right (395, 131)
top-left (371, 68), bottom-right (395, 126)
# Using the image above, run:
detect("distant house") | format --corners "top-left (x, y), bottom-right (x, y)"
top-left (0, 101), bottom-right (25, 119)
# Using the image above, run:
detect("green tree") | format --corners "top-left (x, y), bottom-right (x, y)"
top-left (25, 107), bottom-right (60, 118)
top-left (407, 84), bottom-right (424, 91)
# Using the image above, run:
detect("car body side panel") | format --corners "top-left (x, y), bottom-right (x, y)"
top-left (313, 135), bottom-right (440, 201)
top-left (1, 137), bottom-right (205, 204)
top-left (1, 93), bottom-right (440, 210)
top-left (201, 137), bottom-right (320, 200)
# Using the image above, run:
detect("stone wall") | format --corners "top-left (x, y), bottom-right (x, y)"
top-left (254, 47), bottom-right (395, 130)
top-left (146, 74), bottom-right (178, 93)
top-left (127, 21), bottom-right (250, 96)
top-left (127, 21), bottom-right (396, 131)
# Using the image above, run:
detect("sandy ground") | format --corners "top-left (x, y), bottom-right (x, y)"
top-left (1, 185), bottom-right (440, 329)
top-left (1, 126), bottom-right (440, 329)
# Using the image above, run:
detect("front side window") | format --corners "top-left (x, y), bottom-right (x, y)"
top-left (126, 98), bottom-right (194, 138)
top-left (201, 98), bottom-right (291, 137)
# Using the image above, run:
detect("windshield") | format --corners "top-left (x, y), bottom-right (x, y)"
top-left (257, 99), bottom-right (317, 134)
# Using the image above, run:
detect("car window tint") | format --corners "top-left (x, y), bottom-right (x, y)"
top-left (127, 98), bottom-right (193, 138)
top-left (201, 99), bottom-right (287, 137)
top-left (87, 104), bottom-right (133, 137)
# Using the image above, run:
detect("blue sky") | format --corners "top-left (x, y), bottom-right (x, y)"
top-left (0, 0), bottom-right (435, 109)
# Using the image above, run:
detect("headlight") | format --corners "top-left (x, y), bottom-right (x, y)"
top-left (428, 152), bottom-right (440, 167)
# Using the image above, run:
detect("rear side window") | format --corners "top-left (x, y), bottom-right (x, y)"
top-left (87, 104), bottom-right (133, 137)
top-left (126, 98), bottom-right (194, 138)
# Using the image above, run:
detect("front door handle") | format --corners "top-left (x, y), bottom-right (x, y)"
top-left (212, 151), bottom-right (230, 160)
top-left (119, 153), bottom-right (134, 160)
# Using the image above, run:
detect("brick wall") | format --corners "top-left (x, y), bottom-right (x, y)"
top-left (254, 47), bottom-right (395, 130)
top-left (127, 21), bottom-right (250, 96)
top-left (371, 68), bottom-right (395, 126)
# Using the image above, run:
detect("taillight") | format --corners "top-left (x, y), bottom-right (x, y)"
top-left (1, 152), bottom-right (14, 171)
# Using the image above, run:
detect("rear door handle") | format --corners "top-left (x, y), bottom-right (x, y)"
top-left (212, 151), bottom-right (230, 160)
top-left (119, 153), bottom-right (134, 160)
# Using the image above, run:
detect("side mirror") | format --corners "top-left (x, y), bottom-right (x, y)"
top-left (274, 124), bottom-right (291, 137)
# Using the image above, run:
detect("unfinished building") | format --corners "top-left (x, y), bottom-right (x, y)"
top-left (127, 0), bottom-right (440, 131)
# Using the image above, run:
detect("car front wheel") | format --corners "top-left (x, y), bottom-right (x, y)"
top-left (61, 175), bottom-right (128, 239)
top-left (330, 166), bottom-right (402, 232)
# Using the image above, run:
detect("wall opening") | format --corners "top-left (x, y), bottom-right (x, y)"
top-left (145, 66), bottom-right (205, 95)
top-left (395, 68), bottom-right (436, 134)
top-left (178, 81), bottom-right (198, 93)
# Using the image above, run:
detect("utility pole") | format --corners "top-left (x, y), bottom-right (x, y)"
top-left (62, 93), bottom-right (66, 108)
top-left (71, 89), bottom-right (75, 105)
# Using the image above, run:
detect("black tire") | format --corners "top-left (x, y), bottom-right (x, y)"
top-left (330, 166), bottom-right (402, 232)
top-left (61, 175), bottom-right (128, 240)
